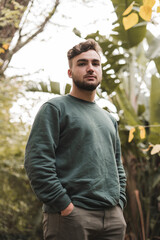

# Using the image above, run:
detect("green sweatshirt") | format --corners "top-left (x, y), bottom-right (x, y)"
top-left (25, 94), bottom-right (126, 213)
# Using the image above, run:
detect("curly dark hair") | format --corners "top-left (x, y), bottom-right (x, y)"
top-left (67, 39), bottom-right (102, 67)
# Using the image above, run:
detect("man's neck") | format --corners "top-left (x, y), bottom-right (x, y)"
top-left (70, 88), bottom-right (96, 102)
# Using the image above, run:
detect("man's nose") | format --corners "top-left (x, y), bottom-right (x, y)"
top-left (86, 63), bottom-right (94, 72)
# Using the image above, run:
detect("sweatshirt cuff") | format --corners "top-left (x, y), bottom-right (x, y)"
top-left (118, 199), bottom-right (125, 210)
top-left (52, 193), bottom-right (71, 212)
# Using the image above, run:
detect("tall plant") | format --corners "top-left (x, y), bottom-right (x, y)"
top-left (0, 77), bottom-right (43, 239)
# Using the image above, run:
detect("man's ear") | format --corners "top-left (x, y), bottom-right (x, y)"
top-left (68, 69), bottom-right (72, 78)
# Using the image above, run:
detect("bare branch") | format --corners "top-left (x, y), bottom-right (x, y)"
top-left (7, 68), bottom-right (43, 80)
top-left (17, 0), bottom-right (34, 39)
top-left (2, 0), bottom-right (60, 73)
top-left (14, 0), bottom-right (60, 52)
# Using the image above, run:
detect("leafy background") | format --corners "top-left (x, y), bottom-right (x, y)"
top-left (0, 0), bottom-right (160, 239)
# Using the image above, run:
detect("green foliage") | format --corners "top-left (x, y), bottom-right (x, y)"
top-left (137, 104), bottom-right (145, 116)
top-left (0, 0), bottom-right (62, 239)
top-left (82, 0), bottom-right (160, 238)
top-left (111, 0), bottom-right (146, 48)
top-left (146, 33), bottom-right (160, 74)
top-left (149, 75), bottom-right (160, 144)
top-left (124, 151), bottom-right (160, 239)
top-left (0, 7), bottom-right (25, 28)
top-left (0, 1), bottom-right (27, 46)
top-left (27, 80), bottom-right (71, 95)
top-left (50, 81), bottom-right (60, 95)
top-left (0, 78), bottom-right (43, 239)
top-left (65, 83), bottom-right (72, 95)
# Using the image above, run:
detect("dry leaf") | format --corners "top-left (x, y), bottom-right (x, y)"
top-left (142, 144), bottom-right (153, 152)
top-left (139, 126), bottom-right (146, 139)
top-left (143, 0), bottom-right (156, 8)
top-left (0, 58), bottom-right (3, 66)
top-left (128, 127), bottom-right (135, 142)
top-left (151, 144), bottom-right (160, 155)
top-left (2, 43), bottom-right (9, 50)
top-left (157, 6), bottom-right (160, 13)
top-left (0, 48), bottom-right (5, 54)
top-left (123, 13), bottom-right (139, 30)
top-left (139, 5), bottom-right (152, 21)
top-left (122, 2), bottom-right (134, 16)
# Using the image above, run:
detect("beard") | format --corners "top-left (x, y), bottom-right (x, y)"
top-left (72, 75), bottom-right (101, 91)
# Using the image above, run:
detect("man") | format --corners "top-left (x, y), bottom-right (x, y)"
top-left (25, 39), bottom-right (127, 240)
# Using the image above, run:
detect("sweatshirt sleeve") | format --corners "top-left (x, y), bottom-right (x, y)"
top-left (114, 121), bottom-right (127, 210)
top-left (24, 102), bottom-right (71, 212)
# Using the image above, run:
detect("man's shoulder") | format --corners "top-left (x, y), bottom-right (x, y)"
top-left (46, 95), bottom-right (70, 108)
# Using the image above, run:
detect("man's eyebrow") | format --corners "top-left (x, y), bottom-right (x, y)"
top-left (77, 59), bottom-right (100, 63)
top-left (77, 59), bottom-right (88, 62)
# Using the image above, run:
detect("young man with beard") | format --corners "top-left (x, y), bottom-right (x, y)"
top-left (25, 39), bottom-right (127, 240)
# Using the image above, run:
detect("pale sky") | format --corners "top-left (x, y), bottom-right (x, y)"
top-left (6, 0), bottom-right (160, 123)
top-left (7, 0), bottom-right (115, 83)
top-left (8, 0), bottom-right (118, 123)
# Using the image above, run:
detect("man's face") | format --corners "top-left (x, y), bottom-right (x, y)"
top-left (68, 50), bottom-right (102, 91)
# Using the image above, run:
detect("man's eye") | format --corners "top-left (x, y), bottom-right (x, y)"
top-left (78, 63), bottom-right (86, 66)
top-left (93, 62), bottom-right (100, 66)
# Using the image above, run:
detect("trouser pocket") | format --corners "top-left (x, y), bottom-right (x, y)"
top-left (43, 213), bottom-right (60, 240)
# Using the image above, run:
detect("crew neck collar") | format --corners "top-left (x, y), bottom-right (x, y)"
top-left (67, 94), bottom-right (96, 104)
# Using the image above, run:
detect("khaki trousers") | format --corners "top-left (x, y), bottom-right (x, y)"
top-left (43, 206), bottom-right (126, 240)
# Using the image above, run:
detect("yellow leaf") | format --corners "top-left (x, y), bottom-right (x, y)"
top-left (151, 144), bottom-right (160, 155)
top-left (0, 47), bottom-right (5, 54)
top-left (143, 0), bottom-right (156, 8)
top-left (122, 2), bottom-right (134, 16)
top-left (142, 144), bottom-right (153, 152)
top-left (139, 5), bottom-right (152, 21)
top-left (0, 58), bottom-right (3, 66)
top-left (2, 43), bottom-right (9, 50)
top-left (157, 6), bottom-right (160, 13)
top-left (123, 13), bottom-right (139, 30)
top-left (128, 127), bottom-right (135, 142)
top-left (139, 126), bottom-right (146, 139)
